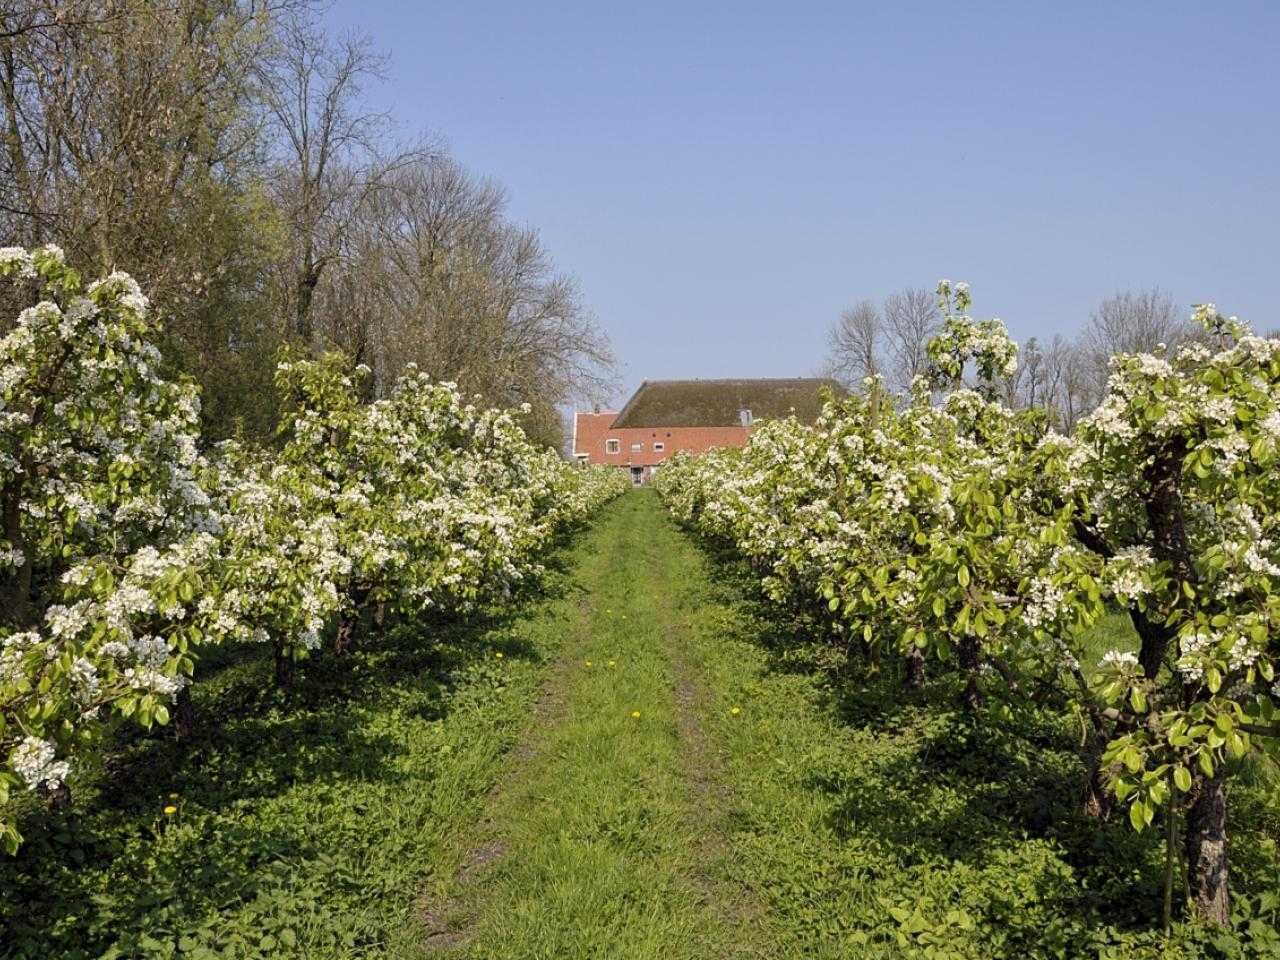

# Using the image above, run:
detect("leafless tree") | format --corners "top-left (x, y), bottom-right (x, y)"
top-left (824, 287), bottom-right (940, 393)
top-left (882, 287), bottom-right (941, 389)
top-left (826, 299), bottom-right (881, 386)
top-left (258, 9), bottom-right (428, 343)
top-left (305, 154), bottom-right (614, 444)
top-left (1086, 289), bottom-right (1186, 356)
top-left (1079, 289), bottom-right (1190, 400)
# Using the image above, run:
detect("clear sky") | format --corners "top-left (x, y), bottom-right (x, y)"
top-left (325, 0), bottom-right (1280, 406)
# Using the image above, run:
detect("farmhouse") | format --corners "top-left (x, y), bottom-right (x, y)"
top-left (572, 378), bottom-right (841, 484)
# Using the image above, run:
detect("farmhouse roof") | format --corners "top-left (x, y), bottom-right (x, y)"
top-left (611, 378), bottom-right (841, 428)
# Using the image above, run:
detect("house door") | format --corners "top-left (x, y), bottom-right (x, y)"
top-left (630, 466), bottom-right (644, 486)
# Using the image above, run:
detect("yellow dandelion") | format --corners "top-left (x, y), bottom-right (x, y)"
top-left (168, 792), bottom-right (179, 799)
top-left (163, 805), bottom-right (178, 815)
top-left (585, 660), bottom-right (593, 668)
top-left (730, 706), bottom-right (741, 716)
top-left (630, 710), bottom-right (641, 719)
top-left (607, 660), bottom-right (616, 668)
top-left (494, 651), bottom-right (504, 659)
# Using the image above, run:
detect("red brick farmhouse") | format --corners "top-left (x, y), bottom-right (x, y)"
top-left (572, 378), bottom-right (842, 485)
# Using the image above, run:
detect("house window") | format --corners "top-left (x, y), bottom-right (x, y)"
top-left (605, 439), bottom-right (620, 454)
top-left (630, 442), bottom-right (642, 452)
top-left (654, 442), bottom-right (665, 452)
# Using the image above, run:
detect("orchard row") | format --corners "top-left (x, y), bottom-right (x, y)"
top-left (655, 281), bottom-right (1280, 926)
top-left (0, 246), bottom-right (628, 852)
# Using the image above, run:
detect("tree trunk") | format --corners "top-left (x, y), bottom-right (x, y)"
top-left (334, 615), bottom-right (355, 655)
top-left (903, 647), bottom-right (926, 689)
top-left (39, 779), bottom-right (71, 813)
top-left (1139, 438), bottom-right (1194, 680)
top-left (274, 644), bottom-right (294, 691)
top-left (173, 686), bottom-right (197, 740)
top-left (1082, 755), bottom-right (1114, 820)
top-left (958, 636), bottom-right (983, 712)
top-left (1185, 775), bottom-right (1229, 925)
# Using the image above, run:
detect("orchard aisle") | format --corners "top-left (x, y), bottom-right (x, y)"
top-left (419, 491), bottom-right (773, 959)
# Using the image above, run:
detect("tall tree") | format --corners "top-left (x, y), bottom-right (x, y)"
top-left (824, 287), bottom-right (940, 392)
top-left (257, 9), bottom-right (425, 345)
top-left (882, 287), bottom-right (940, 388)
top-left (0, 0), bottom-right (300, 438)
top-left (825, 299), bottom-right (880, 386)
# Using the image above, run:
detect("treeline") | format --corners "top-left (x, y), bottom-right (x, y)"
top-left (0, 0), bottom-right (611, 446)
top-left (825, 286), bottom-right (1219, 432)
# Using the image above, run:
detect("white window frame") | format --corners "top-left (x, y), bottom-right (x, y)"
top-left (630, 442), bottom-right (643, 452)
top-left (605, 438), bottom-right (620, 454)
top-left (654, 442), bottom-right (665, 452)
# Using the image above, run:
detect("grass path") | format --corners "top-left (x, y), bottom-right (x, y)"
top-left (419, 491), bottom-right (764, 959)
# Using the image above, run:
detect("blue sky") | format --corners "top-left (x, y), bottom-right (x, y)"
top-left (325, 1), bottom-right (1280, 406)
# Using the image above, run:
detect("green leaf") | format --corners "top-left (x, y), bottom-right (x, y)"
top-left (1129, 800), bottom-right (1147, 832)
top-left (1199, 750), bottom-right (1215, 778)
top-left (1173, 766), bottom-right (1192, 792)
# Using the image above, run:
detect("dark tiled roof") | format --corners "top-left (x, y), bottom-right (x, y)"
top-left (611, 378), bottom-right (842, 428)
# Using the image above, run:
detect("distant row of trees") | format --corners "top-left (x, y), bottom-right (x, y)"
top-left (0, 0), bottom-right (612, 446)
top-left (824, 286), bottom-right (1202, 432)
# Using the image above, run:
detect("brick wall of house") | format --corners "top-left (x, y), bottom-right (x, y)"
top-left (572, 411), bottom-right (749, 473)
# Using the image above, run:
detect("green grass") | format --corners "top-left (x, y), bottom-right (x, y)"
top-left (420, 490), bottom-right (753, 959)
top-left (3, 491), bottom-right (1279, 959)
top-left (0, 526), bottom-right (596, 958)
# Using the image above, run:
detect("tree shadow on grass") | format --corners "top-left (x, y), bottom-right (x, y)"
top-left (0, 545), bottom-right (581, 958)
top-left (675, 530), bottom-right (1181, 935)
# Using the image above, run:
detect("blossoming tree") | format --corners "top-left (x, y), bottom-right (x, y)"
top-left (2, 247), bottom-right (627, 853)
top-left (656, 282), bottom-right (1280, 927)
top-left (1, 247), bottom-right (217, 852)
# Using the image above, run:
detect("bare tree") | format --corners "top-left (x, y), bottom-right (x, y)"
top-left (882, 287), bottom-right (940, 389)
top-left (308, 154), bottom-right (614, 445)
top-left (826, 299), bottom-right (881, 386)
top-left (824, 287), bottom-right (940, 392)
top-left (1080, 289), bottom-right (1190, 401)
top-left (258, 10), bottom-right (427, 343)
top-left (1086, 289), bottom-right (1186, 356)
top-left (1060, 339), bottom-right (1096, 432)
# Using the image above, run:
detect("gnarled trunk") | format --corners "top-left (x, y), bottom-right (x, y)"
top-left (1185, 774), bottom-right (1229, 925)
